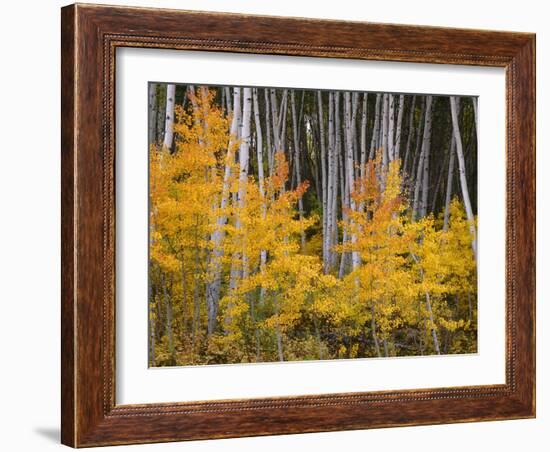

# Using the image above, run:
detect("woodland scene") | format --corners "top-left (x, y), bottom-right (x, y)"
top-left (148, 83), bottom-right (478, 367)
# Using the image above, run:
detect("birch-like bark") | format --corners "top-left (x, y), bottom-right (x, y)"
top-left (279, 90), bottom-right (289, 157)
top-left (403, 95), bottom-right (417, 176)
top-left (224, 87), bottom-right (232, 115)
top-left (206, 87), bottom-right (241, 335)
top-left (369, 94), bottom-right (382, 160)
top-left (419, 95), bottom-right (434, 218)
top-left (162, 84), bottom-right (176, 151)
top-left (253, 89), bottom-right (266, 202)
top-left (264, 90), bottom-right (273, 175)
top-left (156, 87), bottom-right (165, 144)
top-left (228, 87), bottom-right (253, 295)
top-left (338, 147), bottom-right (348, 278)
top-left (360, 93), bottom-right (368, 172)
top-left (394, 94), bottom-right (405, 160)
top-left (332, 92), bottom-right (341, 269)
top-left (148, 83), bottom-right (158, 145)
top-left (351, 92), bottom-right (360, 179)
top-left (270, 89), bottom-right (279, 154)
top-left (381, 93), bottom-right (389, 168)
top-left (387, 94), bottom-right (395, 161)
top-left (344, 92), bottom-right (361, 270)
top-left (317, 92), bottom-right (328, 269)
top-left (410, 98), bottom-right (426, 190)
top-left (450, 96), bottom-right (477, 260)
top-left (324, 92), bottom-right (335, 273)
top-left (412, 98), bottom-right (431, 220)
top-left (252, 89), bottom-right (266, 247)
top-left (290, 91), bottom-right (306, 249)
top-left (358, 94), bottom-right (369, 206)
top-left (443, 135), bottom-right (456, 231)
top-left (252, 88), bottom-right (266, 353)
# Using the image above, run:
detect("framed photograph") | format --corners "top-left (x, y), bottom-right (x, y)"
top-left (61, 3), bottom-right (535, 447)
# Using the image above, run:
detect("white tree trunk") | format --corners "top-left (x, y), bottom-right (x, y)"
top-left (394, 94), bottom-right (405, 160)
top-left (253, 88), bottom-right (267, 268)
top-left (360, 93), bottom-right (368, 171)
top-left (419, 95), bottom-right (434, 218)
top-left (228, 88), bottom-right (253, 292)
top-left (450, 96), bottom-right (477, 260)
top-left (270, 89), bottom-right (279, 154)
top-left (443, 135), bottom-right (456, 231)
top-left (252, 89), bottom-right (265, 200)
top-left (381, 93), bottom-right (389, 168)
top-left (224, 87), bottom-right (232, 115)
top-left (332, 92), bottom-right (341, 269)
top-left (317, 92), bottom-right (328, 268)
top-left (162, 83), bottom-right (176, 150)
top-left (369, 93), bottom-right (382, 160)
top-left (388, 94), bottom-right (395, 161)
top-left (403, 95), bottom-right (416, 175)
top-left (148, 83), bottom-right (158, 145)
top-left (325, 92), bottom-right (335, 273)
top-left (206, 87), bottom-right (241, 335)
top-left (344, 92), bottom-right (361, 270)
top-left (263, 90), bottom-right (273, 175)
top-left (290, 91), bottom-right (306, 249)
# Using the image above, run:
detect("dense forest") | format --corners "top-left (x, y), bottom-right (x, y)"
top-left (148, 83), bottom-right (478, 367)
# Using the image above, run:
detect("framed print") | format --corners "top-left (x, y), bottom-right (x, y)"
top-left (61, 3), bottom-right (535, 447)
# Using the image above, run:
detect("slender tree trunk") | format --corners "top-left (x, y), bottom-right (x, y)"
top-left (344, 92), bottom-right (361, 270)
top-left (148, 83), bottom-right (158, 145)
top-left (317, 92), bottom-right (328, 269)
top-left (387, 94), bottom-right (395, 161)
top-left (450, 96), bottom-right (478, 260)
top-left (290, 91), bottom-right (306, 249)
top-left (394, 94), bottom-right (405, 160)
top-left (264, 90), bottom-right (273, 175)
top-left (369, 93), bottom-right (382, 160)
top-left (332, 92), bottom-right (341, 269)
top-left (443, 135), bottom-right (456, 231)
top-left (325, 92), bottom-right (335, 274)
top-left (403, 95), bottom-right (417, 176)
top-left (270, 89), bottom-right (279, 155)
top-left (410, 97), bottom-right (426, 193)
top-left (412, 147), bottom-right (425, 220)
top-left (162, 83), bottom-right (175, 150)
top-left (359, 93), bottom-right (368, 213)
top-left (228, 88), bottom-right (253, 297)
top-left (149, 281), bottom-right (156, 366)
top-left (156, 86), bottom-right (165, 144)
top-left (193, 224), bottom-right (201, 349)
top-left (381, 93), bottom-right (389, 167)
top-left (419, 95), bottom-right (434, 218)
top-left (425, 291), bottom-right (441, 355)
top-left (162, 272), bottom-right (174, 361)
top-left (410, 252), bottom-right (441, 355)
top-left (224, 87), bottom-right (232, 115)
top-left (274, 292), bottom-right (284, 361)
top-left (252, 88), bottom-right (267, 311)
top-left (360, 93), bottom-right (368, 171)
top-left (279, 90), bottom-right (289, 157)
top-left (206, 87), bottom-right (241, 335)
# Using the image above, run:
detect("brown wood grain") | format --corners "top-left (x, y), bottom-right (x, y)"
top-left (61, 3), bottom-right (536, 447)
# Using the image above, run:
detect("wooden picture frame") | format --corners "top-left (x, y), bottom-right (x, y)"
top-left (61, 3), bottom-right (535, 447)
